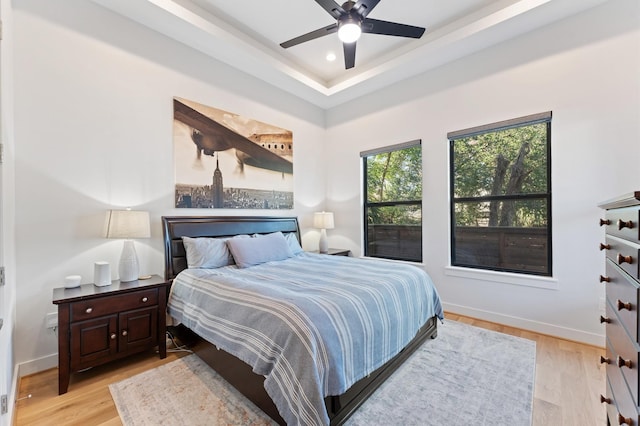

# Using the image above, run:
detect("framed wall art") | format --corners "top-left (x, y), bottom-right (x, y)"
top-left (173, 97), bottom-right (293, 209)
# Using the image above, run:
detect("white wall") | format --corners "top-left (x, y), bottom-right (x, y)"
top-left (0, 0), bottom-right (17, 423)
top-left (325, 0), bottom-right (640, 346)
top-left (13, 0), bottom-right (326, 371)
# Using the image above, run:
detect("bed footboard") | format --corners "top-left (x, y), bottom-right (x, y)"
top-left (173, 316), bottom-right (438, 425)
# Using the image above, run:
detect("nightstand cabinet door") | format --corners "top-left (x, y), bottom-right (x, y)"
top-left (70, 315), bottom-right (118, 371)
top-left (119, 306), bottom-right (158, 354)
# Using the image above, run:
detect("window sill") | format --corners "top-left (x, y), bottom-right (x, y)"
top-left (360, 255), bottom-right (425, 267)
top-left (444, 266), bottom-right (558, 290)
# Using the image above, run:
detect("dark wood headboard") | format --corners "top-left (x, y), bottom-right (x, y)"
top-left (161, 216), bottom-right (301, 281)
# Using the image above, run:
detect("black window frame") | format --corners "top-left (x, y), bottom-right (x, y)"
top-left (448, 112), bottom-right (552, 276)
top-left (362, 140), bottom-right (422, 263)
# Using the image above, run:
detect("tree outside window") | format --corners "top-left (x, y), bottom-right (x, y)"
top-left (449, 113), bottom-right (552, 276)
top-left (362, 141), bottom-right (422, 262)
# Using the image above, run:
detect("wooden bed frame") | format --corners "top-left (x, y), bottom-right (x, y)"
top-left (162, 215), bottom-right (438, 425)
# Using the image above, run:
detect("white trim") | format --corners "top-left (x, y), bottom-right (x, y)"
top-left (18, 353), bottom-right (57, 377)
top-left (444, 265), bottom-right (559, 290)
top-left (7, 364), bottom-right (18, 426)
top-left (444, 302), bottom-right (604, 347)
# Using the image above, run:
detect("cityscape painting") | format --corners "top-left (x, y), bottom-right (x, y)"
top-left (173, 97), bottom-right (294, 209)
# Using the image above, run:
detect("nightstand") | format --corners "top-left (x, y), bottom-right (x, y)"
top-left (312, 248), bottom-right (351, 256)
top-left (52, 274), bottom-right (170, 394)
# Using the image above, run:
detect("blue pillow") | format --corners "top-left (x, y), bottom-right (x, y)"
top-left (226, 231), bottom-right (294, 268)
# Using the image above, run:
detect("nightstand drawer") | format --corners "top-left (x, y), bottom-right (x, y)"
top-left (71, 289), bottom-right (158, 321)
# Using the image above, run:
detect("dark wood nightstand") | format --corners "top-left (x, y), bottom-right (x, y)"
top-left (312, 248), bottom-right (351, 256)
top-left (52, 274), bottom-right (170, 394)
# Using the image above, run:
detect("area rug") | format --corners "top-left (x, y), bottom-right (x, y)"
top-left (109, 321), bottom-right (536, 426)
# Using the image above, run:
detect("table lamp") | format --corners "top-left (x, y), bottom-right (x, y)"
top-left (313, 211), bottom-right (334, 253)
top-left (105, 209), bottom-right (150, 282)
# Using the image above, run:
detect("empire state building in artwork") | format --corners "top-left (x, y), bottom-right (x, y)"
top-left (212, 156), bottom-right (224, 208)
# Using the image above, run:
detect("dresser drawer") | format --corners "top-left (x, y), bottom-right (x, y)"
top-left (607, 304), bottom-right (640, 405)
top-left (605, 237), bottom-right (640, 282)
top-left (606, 260), bottom-right (640, 342)
top-left (606, 339), bottom-right (640, 425)
top-left (605, 206), bottom-right (640, 243)
top-left (71, 289), bottom-right (158, 321)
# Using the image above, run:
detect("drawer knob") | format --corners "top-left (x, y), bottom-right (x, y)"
top-left (617, 355), bottom-right (633, 369)
top-left (600, 394), bottom-right (611, 404)
top-left (600, 275), bottom-right (611, 283)
top-left (110, 333), bottom-right (117, 340)
top-left (85, 307), bottom-right (93, 314)
top-left (122, 330), bottom-right (128, 336)
top-left (618, 413), bottom-right (633, 425)
top-left (600, 219), bottom-right (611, 226)
top-left (600, 355), bottom-right (611, 364)
top-left (617, 300), bottom-right (633, 311)
top-left (142, 297), bottom-right (148, 303)
top-left (600, 243), bottom-right (611, 251)
top-left (617, 253), bottom-right (633, 265)
top-left (618, 219), bottom-right (634, 230)
top-left (600, 315), bottom-right (611, 324)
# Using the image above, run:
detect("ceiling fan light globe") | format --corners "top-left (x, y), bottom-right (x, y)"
top-left (338, 23), bottom-right (361, 43)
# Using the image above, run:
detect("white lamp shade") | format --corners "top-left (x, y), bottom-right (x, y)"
top-left (105, 210), bottom-right (150, 239)
top-left (313, 212), bottom-right (334, 230)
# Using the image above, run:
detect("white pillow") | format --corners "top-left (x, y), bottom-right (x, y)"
top-left (182, 235), bottom-right (248, 269)
top-left (284, 232), bottom-right (303, 255)
top-left (226, 231), bottom-right (294, 268)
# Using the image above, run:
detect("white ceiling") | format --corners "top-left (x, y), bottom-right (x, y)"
top-left (92, 0), bottom-right (607, 109)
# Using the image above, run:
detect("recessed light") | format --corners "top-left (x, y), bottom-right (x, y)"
top-left (326, 52), bottom-right (336, 62)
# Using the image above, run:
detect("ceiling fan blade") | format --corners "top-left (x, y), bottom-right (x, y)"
top-left (314, 0), bottom-right (346, 19)
top-left (343, 42), bottom-right (356, 69)
top-left (353, 0), bottom-right (381, 18)
top-left (280, 23), bottom-right (338, 48)
top-left (362, 18), bottom-right (425, 38)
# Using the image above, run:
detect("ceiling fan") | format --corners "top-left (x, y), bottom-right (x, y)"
top-left (280, 0), bottom-right (426, 70)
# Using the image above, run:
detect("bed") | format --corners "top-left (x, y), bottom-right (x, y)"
top-left (162, 215), bottom-right (443, 426)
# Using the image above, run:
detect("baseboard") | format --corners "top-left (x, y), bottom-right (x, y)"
top-left (18, 353), bottom-right (57, 377)
top-left (443, 302), bottom-right (605, 348)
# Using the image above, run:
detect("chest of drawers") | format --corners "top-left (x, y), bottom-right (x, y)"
top-left (599, 192), bottom-right (640, 425)
top-left (53, 275), bottom-right (170, 394)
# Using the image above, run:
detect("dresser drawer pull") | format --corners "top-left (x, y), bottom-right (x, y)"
top-left (618, 413), bottom-right (633, 425)
top-left (617, 253), bottom-right (634, 265)
top-left (600, 356), bottom-right (611, 364)
top-left (617, 300), bottom-right (633, 311)
top-left (110, 333), bottom-right (117, 340)
top-left (85, 307), bottom-right (93, 314)
top-left (600, 219), bottom-right (611, 226)
top-left (122, 330), bottom-right (128, 336)
top-left (600, 315), bottom-right (611, 324)
top-left (600, 394), bottom-right (611, 404)
top-left (141, 297), bottom-right (148, 303)
top-left (600, 275), bottom-right (611, 283)
top-left (600, 243), bottom-right (611, 251)
top-left (618, 219), bottom-right (635, 230)
top-left (617, 356), bottom-right (633, 369)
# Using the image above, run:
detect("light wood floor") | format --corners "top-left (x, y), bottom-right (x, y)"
top-left (14, 313), bottom-right (606, 425)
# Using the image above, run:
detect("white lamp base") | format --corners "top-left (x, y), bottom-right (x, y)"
top-left (319, 229), bottom-right (328, 253)
top-left (119, 240), bottom-right (139, 282)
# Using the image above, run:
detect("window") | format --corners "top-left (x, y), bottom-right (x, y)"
top-left (362, 140), bottom-right (422, 262)
top-left (449, 112), bottom-right (552, 276)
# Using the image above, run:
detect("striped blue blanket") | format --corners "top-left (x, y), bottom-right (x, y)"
top-left (167, 253), bottom-right (443, 425)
